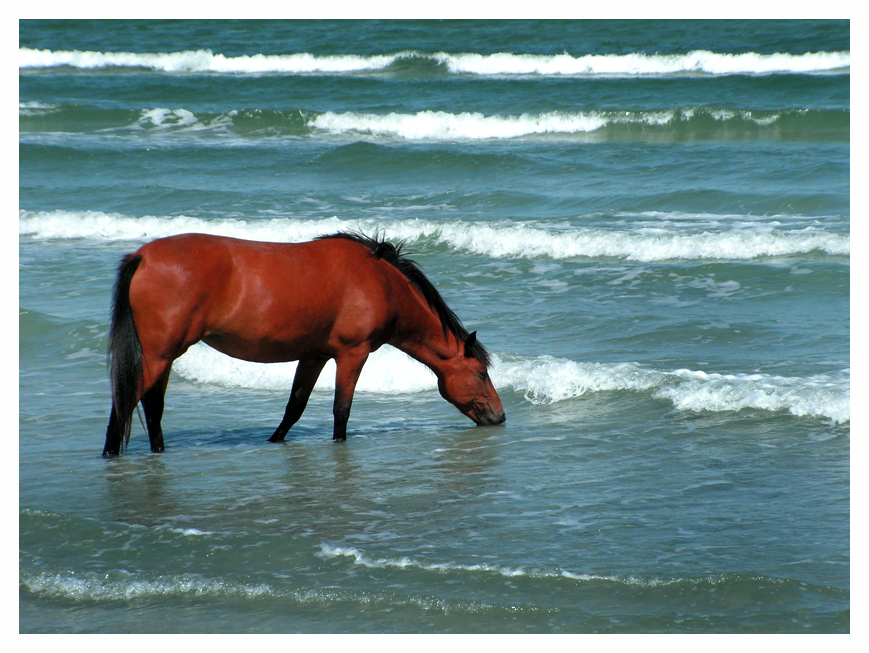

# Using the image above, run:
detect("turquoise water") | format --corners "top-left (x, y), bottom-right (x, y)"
top-left (19, 20), bottom-right (849, 633)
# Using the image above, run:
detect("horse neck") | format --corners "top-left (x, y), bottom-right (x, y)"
top-left (390, 285), bottom-right (461, 378)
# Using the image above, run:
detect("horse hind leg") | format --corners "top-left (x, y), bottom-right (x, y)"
top-left (103, 405), bottom-right (125, 457)
top-left (103, 357), bottom-right (173, 457)
top-left (142, 366), bottom-right (171, 452)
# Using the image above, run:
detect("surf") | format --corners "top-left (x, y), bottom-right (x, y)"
top-left (20, 47), bottom-right (850, 77)
top-left (19, 209), bottom-right (850, 262)
top-left (169, 344), bottom-right (849, 424)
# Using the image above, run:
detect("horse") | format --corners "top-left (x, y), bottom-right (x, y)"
top-left (103, 231), bottom-right (505, 456)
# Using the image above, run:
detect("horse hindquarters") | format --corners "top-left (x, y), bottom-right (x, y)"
top-left (104, 254), bottom-right (175, 456)
top-left (104, 255), bottom-right (144, 457)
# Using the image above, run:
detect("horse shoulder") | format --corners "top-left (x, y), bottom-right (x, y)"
top-left (322, 245), bottom-right (398, 344)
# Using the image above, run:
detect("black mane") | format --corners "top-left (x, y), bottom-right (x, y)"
top-left (317, 231), bottom-right (491, 365)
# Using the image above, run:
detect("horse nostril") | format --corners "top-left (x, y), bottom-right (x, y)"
top-left (478, 409), bottom-right (505, 425)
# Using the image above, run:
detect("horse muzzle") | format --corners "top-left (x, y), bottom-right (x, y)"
top-left (472, 407), bottom-right (506, 426)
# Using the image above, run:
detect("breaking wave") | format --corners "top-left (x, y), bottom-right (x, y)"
top-left (19, 103), bottom-right (849, 142)
top-left (19, 47), bottom-right (850, 77)
top-left (18, 210), bottom-right (849, 262)
top-left (169, 345), bottom-right (849, 424)
top-left (494, 355), bottom-right (849, 424)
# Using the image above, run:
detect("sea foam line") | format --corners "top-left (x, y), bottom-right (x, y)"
top-left (435, 50), bottom-right (850, 76)
top-left (170, 345), bottom-right (849, 424)
top-left (19, 47), bottom-right (850, 76)
top-left (20, 104), bottom-right (847, 141)
top-left (18, 47), bottom-right (398, 73)
top-left (494, 355), bottom-right (850, 424)
top-left (316, 544), bottom-right (804, 590)
top-left (19, 568), bottom-right (497, 612)
top-left (18, 210), bottom-right (850, 262)
top-left (21, 570), bottom-right (275, 601)
top-left (309, 107), bottom-right (841, 140)
top-left (311, 109), bottom-right (646, 139)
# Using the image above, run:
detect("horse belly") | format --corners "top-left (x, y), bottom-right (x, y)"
top-left (202, 303), bottom-right (337, 364)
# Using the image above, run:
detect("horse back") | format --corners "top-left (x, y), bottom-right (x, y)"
top-left (129, 233), bottom-right (401, 363)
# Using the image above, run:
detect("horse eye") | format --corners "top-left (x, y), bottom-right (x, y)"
top-left (478, 370), bottom-right (489, 381)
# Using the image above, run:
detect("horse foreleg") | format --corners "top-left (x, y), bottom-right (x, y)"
top-left (269, 356), bottom-right (328, 442)
top-left (332, 349), bottom-right (370, 442)
top-left (142, 366), bottom-right (171, 453)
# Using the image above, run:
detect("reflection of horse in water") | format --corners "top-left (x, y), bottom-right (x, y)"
top-left (103, 232), bottom-right (505, 456)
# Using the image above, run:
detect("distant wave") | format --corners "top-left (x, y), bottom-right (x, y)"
top-left (20, 103), bottom-right (848, 142)
top-left (19, 47), bottom-right (397, 74)
top-left (18, 211), bottom-right (851, 262)
top-left (436, 50), bottom-right (850, 76)
top-left (19, 47), bottom-right (850, 77)
top-left (18, 210), bottom-right (850, 262)
top-left (310, 107), bottom-right (834, 140)
top-left (169, 343), bottom-right (849, 423)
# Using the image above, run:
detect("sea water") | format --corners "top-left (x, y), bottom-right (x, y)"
top-left (19, 20), bottom-right (849, 633)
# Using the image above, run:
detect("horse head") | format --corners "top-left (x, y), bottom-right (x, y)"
top-left (437, 332), bottom-right (506, 426)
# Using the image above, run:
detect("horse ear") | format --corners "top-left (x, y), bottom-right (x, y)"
top-left (464, 331), bottom-right (477, 358)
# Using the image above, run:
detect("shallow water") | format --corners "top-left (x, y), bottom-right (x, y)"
top-left (19, 20), bottom-right (849, 633)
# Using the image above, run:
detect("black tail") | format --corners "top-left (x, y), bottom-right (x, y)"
top-left (107, 254), bottom-right (144, 452)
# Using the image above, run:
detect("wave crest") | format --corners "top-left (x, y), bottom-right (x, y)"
top-left (20, 104), bottom-right (849, 142)
top-left (494, 355), bottom-right (849, 424)
top-left (18, 210), bottom-right (850, 262)
top-left (20, 47), bottom-right (849, 77)
top-left (170, 344), bottom-right (848, 423)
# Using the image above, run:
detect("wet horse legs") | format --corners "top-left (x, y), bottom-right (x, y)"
top-left (102, 366), bottom-right (171, 456)
top-left (269, 356), bottom-right (328, 442)
top-left (142, 368), bottom-right (171, 452)
top-left (331, 348), bottom-right (370, 442)
top-left (103, 407), bottom-right (124, 457)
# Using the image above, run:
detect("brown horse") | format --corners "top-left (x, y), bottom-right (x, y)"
top-left (103, 232), bottom-right (505, 456)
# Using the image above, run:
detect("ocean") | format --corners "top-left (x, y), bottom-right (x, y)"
top-left (18, 19), bottom-right (850, 633)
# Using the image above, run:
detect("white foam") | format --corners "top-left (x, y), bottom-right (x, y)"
top-left (18, 209), bottom-right (347, 243)
top-left (654, 368), bottom-right (851, 423)
top-left (492, 354), bottom-right (850, 424)
top-left (174, 343), bottom-right (436, 394)
top-left (169, 344), bottom-right (848, 423)
top-left (18, 101), bottom-right (59, 116)
top-left (316, 543), bottom-right (735, 588)
top-left (435, 50), bottom-right (850, 76)
top-left (416, 220), bottom-right (850, 261)
top-left (311, 110), bottom-right (615, 139)
top-left (492, 356), bottom-right (664, 404)
top-left (20, 48), bottom-right (849, 77)
top-left (21, 570), bottom-right (274, 600)
top-left (18, 47), bottom-right (400, 74)
top-left (20, 102), bottom-right (833, 141)
top-left (308, 108), bottom-right (795, 140)
top-left (18, 210), bottom-right (850, 261)
top-left (319, 543), bottom-right (535, 578)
